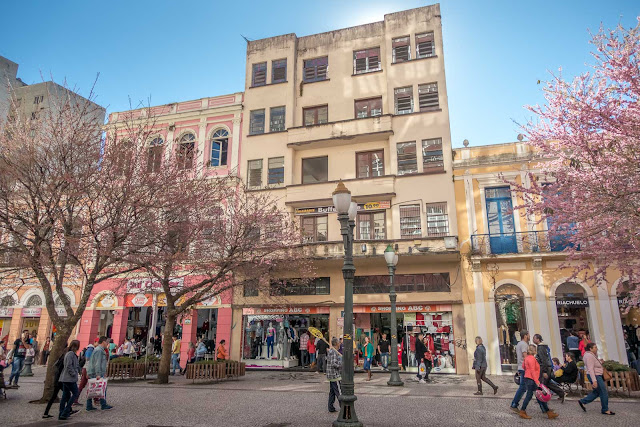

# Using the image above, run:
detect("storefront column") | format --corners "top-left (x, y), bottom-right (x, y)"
top-left (609, 295), bottom-right (628, 364)
top-left (587, 295), bottom-right (604, 358)
top-left (111, 308), bottom-right (129, 346)
top-left (180, 311), bottom-right (197, 366)
top-left (78, 310), bottom-right (101, 350)
top-left (596, 287), bottom-right (620, 361)
top-left (532, 259), bottom-right (554, 355)
top-left (216, 308), bottom-right (232, 352)
top-left (471, 261), bottom-right (488, 355)
top-left (487, 296), bottom-right (501, 376)
top-left (8, 308), bottom-right (22, 343)
top-left (230, 308), bottom-right (243, 360)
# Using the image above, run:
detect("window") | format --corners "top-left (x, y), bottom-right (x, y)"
top-left (270, 277), bottom-right (330, 296)
top-left (249, 109), bottom-right (265, 135)
top-left (357, 211), bottom-right (386, 240)
top-left (400, 204), bottom-right (421, 237)
top-left (302, 156), bottom-right (328, 184)
top-left (354, 273), bottom-right (450, 294)
top-left (353, 48), bottom-right (380, 74)
top-left (392, 36), bottom-right (410, 63)
top-left (247, 159), bottom-right (263, 189)
top-left (33, 95), bottom-right (44, 105)
top-left (243, 279), bottom-right (259, 297)
top-left (303, 105), bottom-right (328, 126)
top-left (396, 142), bottom-right (417, 175)
top-left (268, 157), bottom-right (284, 185)
top-left (418, 83), bottom-right (439, 111)
top-left (272, 59), bottom-right (287, 83)
top-left (303, 57), bottom-right (328, 82)
top-left (147, 136), bottom-right (164, 173)
top-left (209, 129), bottom-right (228, 167)
top-left (301, 216), bottom-right (328, 243)
top-left (394, 87), bottom-right (413, 114)
top-left (422, 138), bottom-right (444, 172)
top-left (355, 97), bottom-right (382, 118)
top-left (356, 150), bottom-right (384, 178)
top-left (426, 203), bottom-right (449, 236)
top-left (416, 32), bottom-right (435, 58)
top-left (252, 62), bottom-right (267, 87)
top-left (176, 133), bottom-right (195, 170)
top-left (270, 106), bottom-right (286, 132)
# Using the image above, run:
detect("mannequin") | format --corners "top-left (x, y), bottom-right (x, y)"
top-left (266, 322), bottom-right (276, 359)
top-left (277, 323), bottom-right (285, 359)
top-left (256, 321), bottom-right (264, 358)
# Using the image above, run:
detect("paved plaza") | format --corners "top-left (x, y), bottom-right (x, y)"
top-left (2, 366), bottom-right (639, 426)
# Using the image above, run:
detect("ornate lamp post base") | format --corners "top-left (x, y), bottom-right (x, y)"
top-left (387, 366), bottom-right (404, 386)
top-left (333, 394), bottom-right (362, 427)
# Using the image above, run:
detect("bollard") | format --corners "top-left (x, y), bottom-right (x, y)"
top-left (21, 356), bottom-right (34, 376)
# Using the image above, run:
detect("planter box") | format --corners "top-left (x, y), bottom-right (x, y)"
top-left (186, 361), bottom-right (246, 382)
top-left (141, 360), bottom-right (160, 375)
top-left (582, 370), bottom-right (640, 396)
top-left (107, 361), bottom-right (145, 379)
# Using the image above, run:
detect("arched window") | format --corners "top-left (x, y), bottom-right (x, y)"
top-left (147, 136), bottom-right (164, 173)
top-left (177, 133), bottom-right (196, 170)
top-left (209, 129), bottom-right (228, 167)
top-left (1, 295), bottom-right (16, 307)
top-left (55, 294), bottom-right (70, 306)
top-left (494, 284), bottom-right (527, 367)
top-left (25, 295), bottom-right (43, 307)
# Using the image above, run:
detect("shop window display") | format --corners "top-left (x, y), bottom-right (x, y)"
top-left (494, 284), bottom-right (527, 370)
top-left (617, 281), bottom-right (639, 362)
top-left (555, 282), bottom-right (591, 347)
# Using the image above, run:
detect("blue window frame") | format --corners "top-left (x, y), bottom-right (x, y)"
top-left (485, 186), bottom-right (517, 254)
top-left (210, 129), bottom-right (228, 167)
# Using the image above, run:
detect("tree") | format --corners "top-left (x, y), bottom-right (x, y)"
top-left (514, 19), bottom-right (640, 306)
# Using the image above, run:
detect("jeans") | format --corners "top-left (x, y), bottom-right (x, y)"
top-left (328, 381), bottom-right (341, 411)
top-left (580, 374), bottom-right (609, 413)
top-left (44, 381), bottom-right (63, 416)
top-left (510, 369), bottom-right (527, 408)
top-left (9, 357), bottom-right (25, 385)
top-left (317, 354), bottom-right (326, 373)
top-left (380, 352), bottom-right (389, 369)
top-left (300, 350), bottom-right (308, 366)
top-left (171, 354), bottom-right (180, 374)
top-left (59, 382), bottom-right (79, 418)
top-left (521, 378), bottom-right (549, 413)
top-left (310, 352), bottom-right (316, 364)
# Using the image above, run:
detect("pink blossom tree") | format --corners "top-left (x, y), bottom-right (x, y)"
top-left (514, 19), bottom-right (640, 306)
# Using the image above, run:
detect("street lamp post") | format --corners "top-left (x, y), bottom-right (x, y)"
top-left (332, 181), bottom-right (362, 427)
top-left (384, 244), bottom-right (403, 386)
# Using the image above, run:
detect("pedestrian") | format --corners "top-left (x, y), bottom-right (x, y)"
top-left (362, 335), bottom-right (374, 381)
top-left (308, 334), bottom-right (317, 369)
top-left (31, 332), bottom-right (39, 364)
top-left (518, 344), bottom-right (558, 419)
top-left (195, 339), bottom-right (207, 362)
top-left (7, 329), bottom-right (29, 388)
top-left (579, 330), bottom-right (591, 358)
top-left (556, 352), bottom-right (578, 385)
top-left (181, 342), bottom-right (196, 375)
top-left (566, 330), bottom-right (580, 361)
top-left (299, 330), bottom-right (309, 367)
top-left (472, 336), bottom-right (498, 395)
top-left (422, 338), bottom-right (433, 381)
top-left (326, 337), bottom-right (342, 413)
top-left (41, 337), bottom-right (51, 365)
top-left (578, 342), bottom-right (615, 415)
top-left (339, 338), bottom-right (343, 355)
top-left (378, 333), bottom-right (390, 371)
top-left (74, 341), bottom-right (95, 405)
top-left (42, 343), bottom-right (69, 419)
top-left (316, 333), bottom-right (329, 374)
top-left (58, 340), bottom-right (81, 420)
top-left (216, 339), bottom-right (227, 361)
top-left (533, 334), bottom-right (565, 403)
top-left (123, 338), bottom-right (134, 358)
top-left (510, 329), bottom-right (530, 412)
top-left (85, 336), bottom-right (113, 411)
top-left (108, 339), bottom-right (117, 360)
top-left (154, 335), bottom-right (162, 355)
top-left (170, 335), bottom-right (181, 375)
top-left (414, 333), bottom-right (427, 383)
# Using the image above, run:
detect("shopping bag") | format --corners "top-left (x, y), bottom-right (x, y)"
top-left (86, 378), bottom-right (107, 400)
top-left (419, 362), bottom-right (426, 375)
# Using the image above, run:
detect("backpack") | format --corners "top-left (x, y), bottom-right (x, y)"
top-left (79, 348), bottom-right (87, 367)
top-left (54, 353), bottom-right (65, 378)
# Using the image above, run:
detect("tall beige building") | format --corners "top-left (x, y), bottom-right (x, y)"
top-left (232, 4), bottom-right (467, 374)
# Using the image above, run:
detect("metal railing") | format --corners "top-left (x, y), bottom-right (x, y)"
top-left (470, 231), bottom-right (573, 256)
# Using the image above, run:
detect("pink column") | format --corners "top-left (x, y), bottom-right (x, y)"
top-left (111, 308), bottom-right (129, 347)
top-left (77, 309), bottom-right (101, 350)
top-left (180, 310), bottom-right (197, 368)
top-left (216, 307), bottom-right (232, 358)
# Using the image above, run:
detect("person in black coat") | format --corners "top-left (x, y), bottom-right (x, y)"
top-left (556, 352), bottom-right (578, 384)
top-left (42, 343), bottom-right (69, 419)
top-left (414, 333), bottom-right (428, 383)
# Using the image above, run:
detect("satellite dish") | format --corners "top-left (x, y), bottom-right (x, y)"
top-left (517, 134), bottom-right (524, 141)
top-left (463, 139), bottom-right (469, 147)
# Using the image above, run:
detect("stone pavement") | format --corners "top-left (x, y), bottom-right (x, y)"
top-left (2, 366), bottom-right (639, 426)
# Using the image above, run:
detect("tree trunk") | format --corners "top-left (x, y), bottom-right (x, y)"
top-left (156, 314), bottom-right (177, 384)
top-left (31, 326), bottom-right (71, 403)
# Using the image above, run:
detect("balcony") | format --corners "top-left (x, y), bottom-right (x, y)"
top-left (470, 231), bottom-right (575, 256)
top-left (287, 115), bottom-right (393, 150)
top-left (285, 175), bottom-right (396, 206)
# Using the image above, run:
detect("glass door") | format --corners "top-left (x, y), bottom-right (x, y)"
top-left (485, 187), bottom-right (517, 254)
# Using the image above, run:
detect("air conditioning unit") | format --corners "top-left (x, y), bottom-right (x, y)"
top-left (444, 236), bottom-right (458, 250)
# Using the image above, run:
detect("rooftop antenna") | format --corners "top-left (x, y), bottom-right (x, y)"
top-left (241, 34), bottom-right (252, 43)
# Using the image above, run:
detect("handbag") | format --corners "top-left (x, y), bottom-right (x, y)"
top-left (602, 368), bottom-right (612, 382)
top-left (86, 378), bottom-right (108, 399)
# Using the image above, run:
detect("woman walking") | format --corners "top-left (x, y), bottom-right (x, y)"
top-left (216, 339), bottom-right (228, 361)
top-left (519, 345), bottom-right (558, 419)
top-left (362, 336), bottom-right (374, 381)
top-left (472, 337), bottom-right (498, 395)
top-left (181, 342), bottom-right (196, 375)
top-left (41, 337), bottom-right (51, 365)
top-left (42, 343), bottom-right (68, 419)
top-left (58, 340), bottom-right (81, 420)
top-left (578, 343), bottom-right (615, 415)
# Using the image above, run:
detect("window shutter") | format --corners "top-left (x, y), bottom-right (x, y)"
top-left (416, 32), bottom-right (435, 58)
top-left (397, 142), bottom-right (417, 175)
top-left (272, 59), bottom-right (287, 83)
top-left (422, 138), bottom-right (444, 172)
top-left (252, 62), bottom-right (267, 86)
top-left (392, 37), bottom-right (410, 63)
top-left (395, 87), bottom-right (413, 114)
top-left (418, 83), bottom-right (439, 110)
top-left (248, 159), bottom-right (263, 188)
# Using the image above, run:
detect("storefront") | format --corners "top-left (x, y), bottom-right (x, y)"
top-left (616, 281), bottom-right (639, 362)
top-left (241, 306), bottom-right (330, 368)
top-left (494, 284), bottom-right (528, 372)
top-left (94, 293), bottom-right (117, 338)
top-left (350, 304), bottom-right (457, 374)
top-left (555, 282), bottom-right (593, 350)
top-left (0, 307), bottom-right (14, 341)
top-left (21, 306), bottom-right (43, 339)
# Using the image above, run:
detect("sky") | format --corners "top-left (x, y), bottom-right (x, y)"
top-left (1, 0), bottom-right (637, 147)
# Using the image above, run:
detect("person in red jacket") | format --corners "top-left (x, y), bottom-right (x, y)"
top-left (519, 345), bottom-right (558, 420)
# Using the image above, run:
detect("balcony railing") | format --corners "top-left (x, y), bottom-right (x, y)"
top-left (470, 231), bottom-right (574, 256)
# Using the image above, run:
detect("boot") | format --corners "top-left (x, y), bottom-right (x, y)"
top-left (519, 410), bottom-right (531, 419)
top-left (493, 385), bottom-right (499, 395)
top-left (547, 410), bottom-right (559, 419)
top-left (474, 384), bottom-right (483, 395)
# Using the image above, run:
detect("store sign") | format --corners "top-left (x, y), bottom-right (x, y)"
top-left (95, 294), bottom-right (116, 309)
top-left (55, 307), bottom-right (68, 317)
top-left (195, 295), bottom-right (222, 308)
top-left (556, 298), bottom-right (589, 308)
top-left (243, 306), bottom-right (331, 315)
top-left (404, 313), bottom-right (416, 326)
top-left (295, 201), bottom-right (391, 216)
top-left (126, 277), bottom-right (184, 295)
top-left (131, 293), bottom-right (149, 307)
top-left (22, 307), bottom-right (42, 317)
top-left (354, 304), bottom-right (452, 314)
top-left (0, 307), bottom-right (14, 317)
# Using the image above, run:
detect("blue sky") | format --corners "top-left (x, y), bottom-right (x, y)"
top-left (1, 1), bottom-right (637, 147)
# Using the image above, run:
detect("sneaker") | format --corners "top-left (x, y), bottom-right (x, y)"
top-left (419, 379), bottom-right (426, 384)
top-left (101, 405), bottom-right (113, 410)
top-left (510, 406), bottom-right (519, 413)
top-left (473, 391), bottom-right (483, 395)
top-left (493, 386), bottom-right (498, 395)
top-left (69, 410), bottom-right (79, 415)
top-left (86, 406), bottom-right (98, 412)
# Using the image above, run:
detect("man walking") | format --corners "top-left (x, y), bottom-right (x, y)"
top-left (85, 336), bottom-right (113, 411)
top-left (316, 332), bottom-right (329, 374)
top-left (7, 330), bottom-right (29, 388)
top-left (171, 335), bottom-right (181, 375)
top-left (326, 337), bottom-right (342, 413)
top-left (378, 333), bottom-right (390, 371)
top-left (510, 330), bottom-right (530, 412)
top-left (533, 334), bottom-right (565, 402)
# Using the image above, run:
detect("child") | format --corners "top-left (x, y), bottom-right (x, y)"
top-left (552, 357), bottom-right (561, 373)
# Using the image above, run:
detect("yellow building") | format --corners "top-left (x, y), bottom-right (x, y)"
top-left (231, 5), bottom-right (468, 374)
top-left (453, 141), bottom-right (637, 375)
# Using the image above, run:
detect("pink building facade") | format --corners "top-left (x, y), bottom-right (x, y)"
top-left (76, 93), bottom-right (243, 365)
